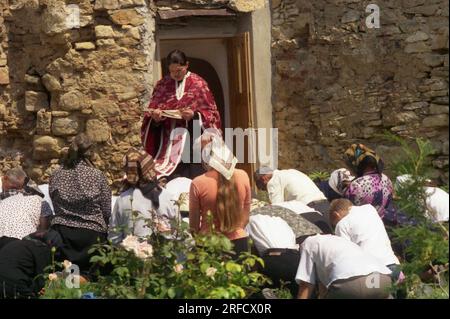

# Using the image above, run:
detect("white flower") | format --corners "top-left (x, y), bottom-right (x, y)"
top-left (122, 235), bottom-right (140, 253)
top-left (174, 264), bottom-right (184, 273)
top-left (48, 273), bottom-right (58, 281)
top-left (205, 267), bottom-right (217, 278)
top-left (135, 242), bottom-right (153, 259)
top-left (62, 260), bottom-right (72, 270)
top-left (122, 235), bottom-right (153, 259)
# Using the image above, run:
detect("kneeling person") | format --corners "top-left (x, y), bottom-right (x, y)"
top-left (296, 234), bottom-right (392, 299)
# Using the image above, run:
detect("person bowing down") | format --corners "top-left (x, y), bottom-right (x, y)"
top-left (141, 50), bottom-right (222, 181)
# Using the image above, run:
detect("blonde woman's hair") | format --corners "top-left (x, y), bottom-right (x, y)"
top-left (215, 173), bottom-right (240, 233)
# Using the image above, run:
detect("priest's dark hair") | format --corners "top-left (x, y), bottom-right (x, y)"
top-left (167, 49), bottom-right (188, 66)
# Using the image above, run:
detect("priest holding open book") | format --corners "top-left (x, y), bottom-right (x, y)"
top-left (141, 50), bottom-right (222, 180)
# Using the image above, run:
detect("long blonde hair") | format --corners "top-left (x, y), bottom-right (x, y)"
top-left (215, 173), bottom-right (240, 233)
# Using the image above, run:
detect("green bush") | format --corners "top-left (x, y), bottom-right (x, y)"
top-left (387, 134), bottom-right (449, 299)
top-left (41, 210), bottom-right (270, 299)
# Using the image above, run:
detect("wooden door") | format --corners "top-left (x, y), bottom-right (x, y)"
top-left (227, 33), bottom-right (255, 187)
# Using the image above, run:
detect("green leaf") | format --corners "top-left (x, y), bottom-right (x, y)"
top-left (167, 287), bottom-right (176, 299)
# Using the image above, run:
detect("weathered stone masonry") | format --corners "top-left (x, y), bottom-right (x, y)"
top-left (272, 0), bottom-right (448, 183)
top-left (0, 0), bottom-right (156, 189)
top-left (0, 0), bottom-right (448, 190)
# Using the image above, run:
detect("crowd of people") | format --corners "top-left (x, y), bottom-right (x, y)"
top-left (0, 133), bottom-right (448, 299)
top-left (0, 50), bottom-right (448, 299)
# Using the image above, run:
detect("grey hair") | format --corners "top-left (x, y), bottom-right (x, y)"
top-left (5, 167), bottom-right (27, 188)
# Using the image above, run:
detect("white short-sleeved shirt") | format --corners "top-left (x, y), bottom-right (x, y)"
top-left (267, 169), bottom-right (326, 205)
top-left (295, 234), bottom-right (391, 288)
top-left (165, 177), bottom-right (192, 197)
top-left (108, 187), bottom-right (179, 244)
top-left (335, 205), bottom-right (400, 266)
top-left (425, 187), bottom-right (449, 222)
top-left (246, 214), bottom-right (298, 255)
top-left (0, 193), bottom-right (43, 239)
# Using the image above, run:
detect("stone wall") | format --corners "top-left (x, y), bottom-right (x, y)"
top-left (0, 0), bottom-right (263, 190)
top-left (271, 0), bottom-right (449, 183)
top-left (0, 0), bottom-right (156, 189)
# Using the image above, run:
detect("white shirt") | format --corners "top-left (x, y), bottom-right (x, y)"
top-left (164, 177), bottom-right (192, 211)
top-left (267, 169), bottom-right (326, 205)
top-left (335, 205), bottom-right (400, 266)
top-left (165, 177), bottom-right (192, 196)
top-left (108, 187), bottom-right (179, 244)
top-left (0, 193), bottom-right (43, 239)
top-left (425, 187), bottom-right (449, 222)
top-left (246, 214), bottom-right (298, 255)
top-left (396, 175), bottom-right (449, 223)
top-left (296, 234), bottom-right (391, 288)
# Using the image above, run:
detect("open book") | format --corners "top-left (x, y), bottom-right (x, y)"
top-left (161, 109), bottom-right (183, 119)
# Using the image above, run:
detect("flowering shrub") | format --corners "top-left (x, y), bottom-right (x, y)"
top-left (40, 260), bottom-right (88, 299)
top-left (41, 209), bottom-right (269, 299)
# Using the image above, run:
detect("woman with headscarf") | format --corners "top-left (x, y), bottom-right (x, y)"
top-left (49, 133), bottom-right (111, 271)
top-left (189, 135), bottom-right (251, 256)
top-left (108, 148), bottom-right (179, 244)
top-left (343, 143), bottom-right (394, 218)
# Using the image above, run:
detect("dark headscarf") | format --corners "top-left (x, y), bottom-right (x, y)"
top-left (122, 148), bottom-right (162, 209)
top-left (344, 143), bottom-right (384, 176)
top-left (64, 133), bottom-right (95, 169)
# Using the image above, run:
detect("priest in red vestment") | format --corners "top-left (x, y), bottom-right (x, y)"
top-left (141, 50), bottom-right (222, 180)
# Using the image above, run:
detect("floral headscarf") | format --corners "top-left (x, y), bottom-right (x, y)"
top-left (345, 143), bottom-right (383, 175)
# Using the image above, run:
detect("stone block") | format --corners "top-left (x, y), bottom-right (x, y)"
top-left (429, 104), bottom-right (449, 115)
top-left (42, 74), bottom-right (62, 92)
top-left (405, 42), bottom-right (431, 53)
top-left (33, 135), bottom-right (65, 160)
top-left (52, 115), bottom-right (81, 136)
top-left (0, 67), bottom-right (9, 85)
top-left (86, 119), bottom-right (111, 142)
top-left (95, 25), bottom-right (115, 38)
top-left (59, 90), bottom-right (87, 111)
top-left (109, 9), bottom-right (145, 26)
top-left (94, 0), bottom-right (120, 10)
top-left (75, 42), bottom-right (96, 50)
top-left (405, 31), bottom-right (429, 43)
top-left (36, 110), bottom-right (52, 135)
top-left (25, 91), bottom-right (49, 112)
top-left (423, 114), bottom-right (449, 127)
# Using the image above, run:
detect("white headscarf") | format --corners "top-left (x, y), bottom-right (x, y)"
top-left (202, 135), bottom-right (238, 180)
top-left (328, 168), bottom-right (355, 196)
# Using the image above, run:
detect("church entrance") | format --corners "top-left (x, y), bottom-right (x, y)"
top-left (155, 6), bottom-right (273, 187)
